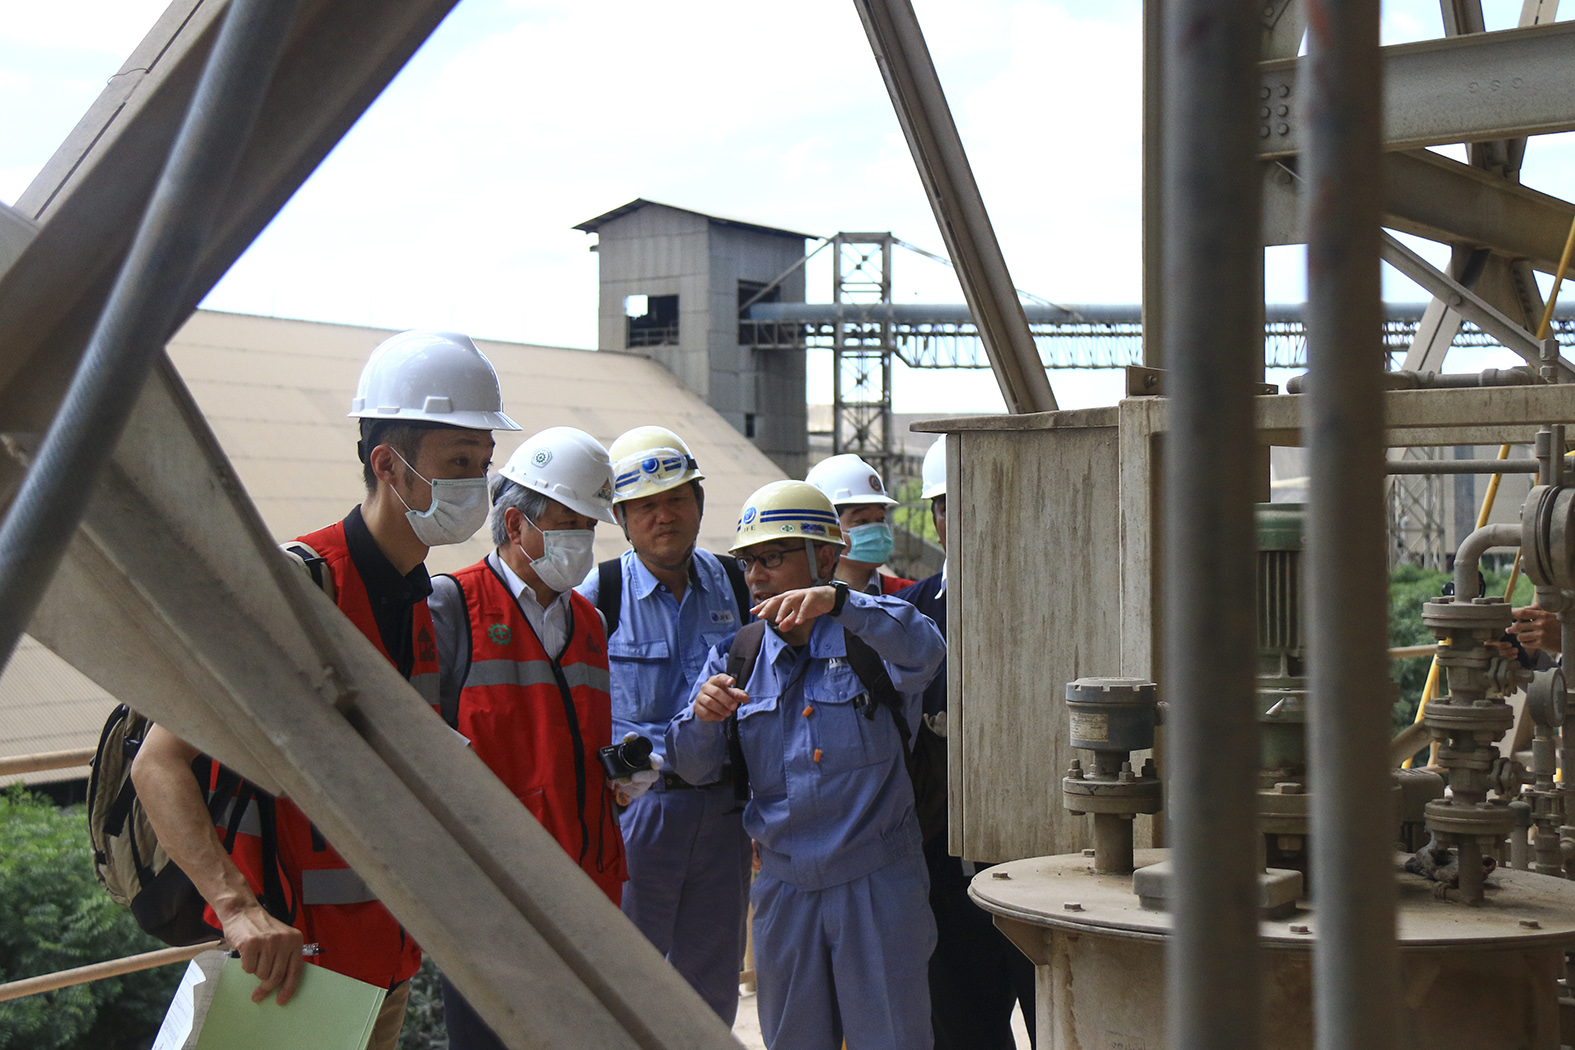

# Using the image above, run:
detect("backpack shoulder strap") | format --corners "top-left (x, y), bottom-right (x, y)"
top-left (723, 621), bottom-right (768, 804)
top-left (719, 554), bottom-right (751, 621)
top-left (843, 630), bottom-right (914, 765)
top-left (595, 558), bottom-right (623, 638)
top-left (430, 573), bottom-right (471, 730)
top-left (280, 541), bottom-right (336, 605)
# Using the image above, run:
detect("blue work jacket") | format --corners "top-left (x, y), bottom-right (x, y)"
top-left (577, 549), bottom-right (744, 752)
top-left (667, 591), bottom-right (945, 890)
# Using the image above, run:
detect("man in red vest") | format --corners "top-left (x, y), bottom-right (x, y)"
top-left (132, 330), bottom-right (519, 1050)
top-left (427, 426), bottom-right (650, 1050)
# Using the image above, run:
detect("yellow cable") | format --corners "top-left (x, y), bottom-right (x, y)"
top-left (1536, 209), bottom-right (1575, 341)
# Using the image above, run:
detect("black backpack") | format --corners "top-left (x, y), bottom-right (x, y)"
top-left (86, 707), bottom-right (291, 946)
top-left (86, 541), bottom-right (328, 944)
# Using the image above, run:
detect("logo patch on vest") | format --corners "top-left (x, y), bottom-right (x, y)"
top-left (417, 628), bottom-right (437, 663)
top-left (586, 635), bottom-right (602, 655)
top-left (709, 610), bottom-right (736, 625)
top-left (488, 622), bottom-right (512, 646)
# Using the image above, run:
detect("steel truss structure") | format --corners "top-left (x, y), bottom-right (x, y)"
top-left (830, 233), bottom-right (899, 481)
top-left (749, 300), bottom-right (1575, 370)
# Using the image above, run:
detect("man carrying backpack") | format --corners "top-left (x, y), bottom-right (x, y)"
top-left (131, 331), bottom-right (518, 1050)
top-left (667, 480), bottom-right (945, 1050)
top-left (573, 426), bottom-right (754, 1024)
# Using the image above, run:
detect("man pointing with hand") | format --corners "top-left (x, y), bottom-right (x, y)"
top-left (667, 480), bottom-right (945, 1050)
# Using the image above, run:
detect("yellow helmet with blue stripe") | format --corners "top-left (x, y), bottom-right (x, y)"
top-left (730, 480), bottom-right (846, 553)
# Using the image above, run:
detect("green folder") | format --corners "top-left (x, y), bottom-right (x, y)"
top-left (192, 955), bottom-right (385, 1050)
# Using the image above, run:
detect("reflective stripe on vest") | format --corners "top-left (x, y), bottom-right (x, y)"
top-left (301, 867), bottom-right (380, 906)
top-left (214, 794), bottom-right (263, 839)
top-left (464, 657), bottom-right (611, 694)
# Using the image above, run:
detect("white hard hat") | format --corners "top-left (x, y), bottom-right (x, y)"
top-left (608, 425), bottom-right (705, 503)
top-left (349, 330), bottom-right (520, 431)
top-left (921, 437), bottom-right (946, 500)
top-left (497, 427), bottom-right (617, 523)
top-left (805, 453), bottom-right (897, 507)
top-left (731, 481), bottom-right (846, 553)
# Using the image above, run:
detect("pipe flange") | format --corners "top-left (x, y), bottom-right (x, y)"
top-left (1423, 701), bottom-right (1515, 737)
top-left (1424, 799), bottom-right (1516, 837)
top-left (1528, 667), bottom-right (1568, 728)
top-left (1063, 776), bottom-right (1162, 816)
top-left (1423, 597), bottom-right (1513, 634)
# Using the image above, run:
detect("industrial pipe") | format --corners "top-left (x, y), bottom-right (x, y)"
top-left (1159, 0), bottom-right (1264, 1046)
top-left (1452, 523), bottom-right (1521, 601)
top-left (0, 0), bottom-right (301, 671)
top-left (1386, 459), bottom-right (1540, 475)
top-left (1286, 367), bottom-right (1541, 393)
top-left (1302, 0), bottom-right (1397, 1046)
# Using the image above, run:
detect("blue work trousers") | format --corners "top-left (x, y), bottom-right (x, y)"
top-left (752, 851), bottom-right (935, 1050)
top-left (620, 780), bottom-right (752, 1024)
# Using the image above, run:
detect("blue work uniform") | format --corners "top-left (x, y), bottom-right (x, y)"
top-left (668, 591), bottom-right (945, 1050)
top-left (575, 549), bottom-right (751, 1023)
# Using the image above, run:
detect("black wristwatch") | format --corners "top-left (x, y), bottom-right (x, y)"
top-left (829, 580), bottom-right (850, 617)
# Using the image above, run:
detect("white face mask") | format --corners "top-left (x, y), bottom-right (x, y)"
top-left (391, 449), bottom-right (490, 546)
top-left (523, 515), bottom-right (596, 593)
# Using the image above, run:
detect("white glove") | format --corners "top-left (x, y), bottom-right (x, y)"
top-left (609, 735), bottom-right (665, 805)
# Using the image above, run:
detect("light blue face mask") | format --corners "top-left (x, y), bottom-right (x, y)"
top-left (845, 521), bottom-right (895, 565)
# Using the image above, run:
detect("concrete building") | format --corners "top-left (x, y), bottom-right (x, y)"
top-left (575, 199), bottom-right (812, 478)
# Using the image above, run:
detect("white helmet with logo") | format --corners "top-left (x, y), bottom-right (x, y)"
top-left (608, 426), bottom-right (705, 503)
top-left (349, 330), bottom-right (520, 431)
top-left (497, 427), bottom-right (617, 523)
top-left (805, 453), bottom-right (897, 507)
top-left (731, 480), bottom-right (846, 553)
top-left (921, 437), bottom-right (946, 500)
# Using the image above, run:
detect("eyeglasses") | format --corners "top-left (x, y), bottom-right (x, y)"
top-left (735, 547), bottom-right (806, 572)
top-left (613, 448), bottom-right (696, 497)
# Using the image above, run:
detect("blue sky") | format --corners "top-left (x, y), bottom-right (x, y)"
top-left (1, 0), bottom-right (1564, 411)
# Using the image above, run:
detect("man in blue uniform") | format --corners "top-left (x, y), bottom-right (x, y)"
top-left (575, 426), bottom-right (753, 1023)
top-left (668, 480), bottom-right (945, 1050)
top-left (894, 437), bottom-right (1036, 1049)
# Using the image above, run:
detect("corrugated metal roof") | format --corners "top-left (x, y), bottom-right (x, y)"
top-left (573, 198), bottom-right (817, 241)
top-left (2, 309), bottom-right (788, 783)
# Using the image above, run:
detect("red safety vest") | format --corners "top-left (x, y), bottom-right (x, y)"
top-left (880, 572), bottom-right (916, 595)
top-left (446, 559), bottom-right (626, 903)
top-left (210, 519), bottom-right (429, 988)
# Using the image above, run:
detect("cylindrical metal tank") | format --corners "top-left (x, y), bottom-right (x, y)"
top-left (973, 850), bottom-right (1575, 1049)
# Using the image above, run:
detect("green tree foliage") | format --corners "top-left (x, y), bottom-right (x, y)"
top-left (891, 477), bottom-right (937, 544)
top-left (0, 787), bottom-right (182, 1050)
top-left (397, 956), bottom-right (447, 1050)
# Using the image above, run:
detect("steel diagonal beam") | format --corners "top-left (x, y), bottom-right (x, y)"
top-left (1263, 149), bottom-right (1575, 273)
top-left (849, 0), bottom-right (1057, 413)
top-left (1377, 229), bottom-right (1572, 376)
top-left (0, 3), bottom-right (742, 1046)
top-left (1259, 20), bottom-right (1575, 158)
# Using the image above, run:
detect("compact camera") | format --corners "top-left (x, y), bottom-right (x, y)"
top-left (598, 734), bottom-right (655, 780)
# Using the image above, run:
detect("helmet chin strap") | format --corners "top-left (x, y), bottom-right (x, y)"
top-left (805, 538), bottom-right (825, 586)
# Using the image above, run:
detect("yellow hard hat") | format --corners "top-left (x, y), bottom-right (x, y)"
top-left (608, 426), bottom-right (705, 503)
top-left (730, 480), bottom-right (846, 553)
